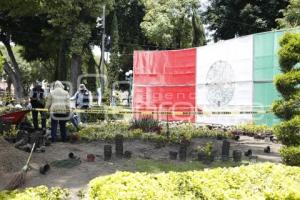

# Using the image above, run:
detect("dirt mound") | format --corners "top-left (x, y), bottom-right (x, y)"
top-left (0, 137), bottom-right (27, 173)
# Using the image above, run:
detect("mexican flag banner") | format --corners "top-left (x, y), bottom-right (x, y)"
top-left (196, 35), bottom-right (254, 125)
top-left (133, 28), bottom-right (299, 126)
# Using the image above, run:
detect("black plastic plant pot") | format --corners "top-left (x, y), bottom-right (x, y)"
top-left (233, 150), bottom-right (242, 162)
top-left (264, 146), bottom-right (271, 153)
top-left (179, 146), bottom-right (187, 161)
top-left (169, 151), bottom-right (178, 160)
top-left (4, 137), bottom-right (16, 143)
top-left (221, 155), bottom-right (230, 162)
top-left (39, 164), bottom-right (50, 175)
top-left (104, 145), bottom-right (112, 161)
top-left (203, 154), bottom-right (215, 164)
top-left (124, 151), bottom-right (132, 159)
top-left (197, 152), bottom-right (206, 161)
top-left (115, 134), bottom-right (124, 157)
top-left (217, 135), bottom-right (224, 140)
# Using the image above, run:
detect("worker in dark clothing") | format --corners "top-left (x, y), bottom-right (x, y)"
top-left (29, 81), bottom-right (46, 131)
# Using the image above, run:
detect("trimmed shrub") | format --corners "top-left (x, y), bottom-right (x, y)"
top-left (274, 116), bottom-right (300, 146)
top-left (0, 186), bottom-right (69, 200)
top-left (280, 146), bottom-right (300, 166)
top-left (273, 32), bottom-right (300, 166)
top-left (89, 163), bottom-right (300, 200)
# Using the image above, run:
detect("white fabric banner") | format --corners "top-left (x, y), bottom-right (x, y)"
top-left (196, 35), bottom-right (254, 125)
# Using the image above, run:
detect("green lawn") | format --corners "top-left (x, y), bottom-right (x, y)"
top-left (133, 159), bottom-right (249, 173)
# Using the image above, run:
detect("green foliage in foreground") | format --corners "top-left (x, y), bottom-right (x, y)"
top-left (78, 122), bottom-right (231, 144)
top-left (89, 163), bottom-right (300, 200)
top-left (280, 146), bottom-right (300, 166)
top-left (0, 186), bottom-right (69, 200)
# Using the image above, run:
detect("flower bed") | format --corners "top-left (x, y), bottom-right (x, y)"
top-left (77, 122), bottom-right (231, 144)
top-left (89, 163), bottom-right (300, 200)
top-left (232, 123), bottom-right (273, 137)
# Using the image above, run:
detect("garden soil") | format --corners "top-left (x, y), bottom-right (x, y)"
top-left (0, 138), bottom-right (27, 173)
top-left (0, 136), bottom-right (282, 199)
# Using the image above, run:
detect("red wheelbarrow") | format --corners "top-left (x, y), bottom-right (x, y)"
top-left (0, 110), bottom-right (30, 124)
top-left (0, 110), bottom-right (30, 134)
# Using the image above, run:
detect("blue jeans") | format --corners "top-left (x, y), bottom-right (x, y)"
top-left (78, 106), bottom-right (89, 123)
top-left (70, 113), bottom-right (79, 130)
top-left (51, 114), bottom-right (67, 142)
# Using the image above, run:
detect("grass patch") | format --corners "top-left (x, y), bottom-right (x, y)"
top-left (133, 159), bottom-right (247, 173)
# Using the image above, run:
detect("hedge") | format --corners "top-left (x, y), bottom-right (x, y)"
top-left (280, 146), bottom-right (300, 166)
top-left (0, 186), bottom-right (69, 200)
top-left (89, 163), bottom-right (300, 200)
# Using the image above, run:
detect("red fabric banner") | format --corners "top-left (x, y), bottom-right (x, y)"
top-left (133, 48), bottom-right (196, 122)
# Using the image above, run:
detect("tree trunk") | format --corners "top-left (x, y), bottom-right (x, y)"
top-left (58, 40), bottom-right (68, 81)
top-left (54, 57), bottom-right (59, 81)
top-left (6, 76), bottom-right (12, 92)
top-left (192, 9), bottom-right (206, 47)
top-left (3, 61), bottom-right (17, 95)
top-left (70, 53), bottom-right (82, 94)
top-left (86, 47), bottom-right (97, 92)
top-left (2, 40), bottom-right (24, 100)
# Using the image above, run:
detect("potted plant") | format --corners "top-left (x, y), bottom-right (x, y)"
top-left (205, 142), bottom-right (215, 163)
top-left (169, 151), bottom-right (178, 160)
top-left (196, 142), bottom-right (215, 163)
top-left (233, 150), bottom-right (242, 162)
top-left (3, 128), bottom-right (17, 143)
top-left (196, 146), bottom-right (206, 161)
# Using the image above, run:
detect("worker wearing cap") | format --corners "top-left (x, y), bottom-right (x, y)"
top-left (70, 84), bottom-right (92, 123)
top-left (29, 81), bottom-right (46, 131)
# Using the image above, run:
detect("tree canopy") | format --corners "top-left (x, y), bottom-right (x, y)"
top-left (140, 0), bottom-right (206, 49)
top-left (277, 0), bottom-right (300, 28)
top-left (204, 0), bottom-right (289, 41)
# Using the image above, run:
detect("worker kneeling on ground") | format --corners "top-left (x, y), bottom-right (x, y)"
top-left (70, 83), bottom-right (92, 124)
top-left (46, 81), bottom-right (70, 142)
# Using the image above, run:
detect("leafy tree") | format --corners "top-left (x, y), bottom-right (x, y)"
top-left (277, 0), bottom-right (300, 28)
top-left (0, 16), bottom-right (24, 99)
top-left (85, 47), bottom-right (97, 92)
top-left (140, 0), bottom-right (206, 49)
top-left (43, 0), bottom-right (113, 92)
top-left (192, 8), bottom-right (206, 47)
top-left (0, 45), bottom-right (51, 96)
top-left (0, 1), bottom-right (54, 98)
top-left (272, 33), bottom-right (300, 146)
top-left (107, 12), bottom-right (120, 90)
top-left (204, 0), bottom-right (289, 41)
top-left (105, 0), bottom-right (153, 83)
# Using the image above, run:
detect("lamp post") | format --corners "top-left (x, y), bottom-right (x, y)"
top-left (125, 70), bottom-right (133, 106)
